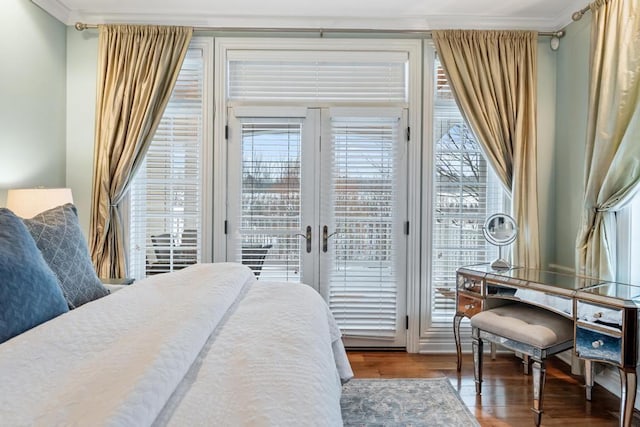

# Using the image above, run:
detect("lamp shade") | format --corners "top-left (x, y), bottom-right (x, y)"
top-left (6, 188), bottom-right (74, 218)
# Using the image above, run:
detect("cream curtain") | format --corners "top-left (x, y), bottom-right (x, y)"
top-left (89, 25), bottom-right (193, 278)
top-left (432, 30), bottom-right (540, 268)
top-left (576, 0), bottom-right (640, 281)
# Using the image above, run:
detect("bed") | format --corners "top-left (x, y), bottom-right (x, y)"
top-left (0, 205), bottom-right (353, 426)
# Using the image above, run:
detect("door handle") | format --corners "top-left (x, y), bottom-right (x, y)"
top-left (322, 225), bottom-right (338, 253)
top-left (295, 225), bottom-right (312, 253)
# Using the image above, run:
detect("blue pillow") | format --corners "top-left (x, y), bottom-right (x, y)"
top-left (0, 208), bottom-right (69, 344)
top-left (23, 204), bottom-right (110, 309)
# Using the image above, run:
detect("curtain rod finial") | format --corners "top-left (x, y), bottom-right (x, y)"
top-left (75, 22), bottom-right (87, 31)
top-left (572, 5), bottom-right (590, 22)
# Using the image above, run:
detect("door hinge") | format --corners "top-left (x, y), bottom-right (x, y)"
top-left (224, 220), bottom-right (228, 235)
top-left (406, 315), bottom-right (409, 330)
top-left (406, 126), bottom-right (410, 142)
top-left (225, 124), bottom-right (229, 140)
top-left (404, 221), bottom-right (410, 235)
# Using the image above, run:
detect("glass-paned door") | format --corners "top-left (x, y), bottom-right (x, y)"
top-left (320, 108), bottom-right (407, 347)
top-left (227, 107), bottom-right (317, 284)
top-left (227, 107), bottom-right (407, 347)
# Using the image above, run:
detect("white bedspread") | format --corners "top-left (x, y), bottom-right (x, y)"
top-left (0, 263), bottom-right (352, 426)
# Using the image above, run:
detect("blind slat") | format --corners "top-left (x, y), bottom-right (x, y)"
top-left (228, 56), bottom-right (407, 103)
top-left (129, 47), bottom-right (205, 279)
top-left (324, 114), bottom-right (402, 338)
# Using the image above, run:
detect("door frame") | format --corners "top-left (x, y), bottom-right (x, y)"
top-left (212, 37), bottom-right (423, 352)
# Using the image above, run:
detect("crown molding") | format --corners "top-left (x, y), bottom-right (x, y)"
top-left (31, 0), bottom-right (71, 24)
top-left (32, 0), bottom-right (580, 33)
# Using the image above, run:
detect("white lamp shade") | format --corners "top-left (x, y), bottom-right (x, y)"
top-left (6, 188), bottom-right (74, 218)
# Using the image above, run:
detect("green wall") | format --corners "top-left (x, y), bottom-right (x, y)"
top-left (537, 38), bottom-right (558, 269)
top-left (553, 17), bottom-right (591, 271)
top-left (0, 0), bottom-right (66, 206)
top-left (66, 28), bottom-right (98, 233)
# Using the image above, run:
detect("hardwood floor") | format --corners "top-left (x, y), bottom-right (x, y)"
top-left (347, 351), bottom-right (640, 426)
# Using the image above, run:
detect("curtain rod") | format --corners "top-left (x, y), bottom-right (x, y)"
top-left (73, 22), bottom-right (565, 38)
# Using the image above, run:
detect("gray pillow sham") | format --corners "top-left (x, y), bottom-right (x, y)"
top-left (23, 203), bottom-right (110, 308)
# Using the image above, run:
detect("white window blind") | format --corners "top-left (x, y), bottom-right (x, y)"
top-left (431, 56), bottom-right (507, 323)
top-left (227, 50), bottom-right (408, 103)
top-left (324, 114), bottom-right (404, 338)
top-left (128, 47), bottom-right (205, 280)
top-left (235, 119), bottom-right (303, 281)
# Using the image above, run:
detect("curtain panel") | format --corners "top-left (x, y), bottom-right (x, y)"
top-left (575, 0), bottom-right (640, 281)
top-left (432, 30), bottom-right (540, 268)
top-left (89, 24), bottom-right (193, 278)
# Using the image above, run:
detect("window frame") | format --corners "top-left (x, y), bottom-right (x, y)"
top-left (617, 194), bottom-right (640, 285)
top-left (419, 42), bottom-right (510, 353)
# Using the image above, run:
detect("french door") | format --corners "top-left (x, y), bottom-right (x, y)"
top-left (227, 106), bottom-right (408, 347)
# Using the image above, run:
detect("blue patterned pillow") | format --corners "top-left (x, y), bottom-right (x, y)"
top-left (0, 208), bottom-right (69, 343)
top-left (23, 203), bottom-right (110, 308)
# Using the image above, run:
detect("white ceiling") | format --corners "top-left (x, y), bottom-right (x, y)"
top-left (33, 0), bottom-right (587, 32)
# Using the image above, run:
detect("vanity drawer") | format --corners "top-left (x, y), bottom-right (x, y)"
top-left (576, 301), bottom-right (623, 329)
top-left (457, 273), bottom-right (483, 296)
top-left (575, 325), bottom-right (622, 365)
top-left (457, 294), bottom-right (483, 318)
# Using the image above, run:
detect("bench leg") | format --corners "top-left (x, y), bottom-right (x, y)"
top-left (523, 354), bottom-right (530, 375)
top-left (532, 360), bottom-right (546, 427)
top-left (472, 335), bottom-right (483, 394)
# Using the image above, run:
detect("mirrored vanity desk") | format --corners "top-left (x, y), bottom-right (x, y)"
top-left (455, 264), bottom-right (639, 427)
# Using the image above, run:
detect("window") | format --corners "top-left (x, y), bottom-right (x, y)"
top-left (618, 193), bottom-right (640, 284)
top-left (430, 56), bottom-right (508, 323)
top-left (630, 197), bottom-right (640, 283)
top-left (227, 50), bottom-right (408, 103)
top-left (128, 45), bottom-right (207, 280)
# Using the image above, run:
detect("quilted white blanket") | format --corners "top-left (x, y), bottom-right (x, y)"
top-left (0, 263), bottom-right (352, 426)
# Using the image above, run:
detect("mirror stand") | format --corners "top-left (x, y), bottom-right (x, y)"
top-left (491, 246), bottom-right (510, 270)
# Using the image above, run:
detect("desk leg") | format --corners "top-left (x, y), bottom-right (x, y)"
top-left (618, 368), bottom-right (637, 427)
top-left (472, 335), bottom-right (483, 394)
top-left (584, 360), bottom-right (593, 401)
top-left (454, 314), bottom-right (463, 372)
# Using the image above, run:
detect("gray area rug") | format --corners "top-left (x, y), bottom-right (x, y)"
top-left (341, 378), bottom-right (480, 427)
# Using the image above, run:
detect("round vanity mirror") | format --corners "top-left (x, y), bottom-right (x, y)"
top-left (482, 213), bottom-right (517, 270)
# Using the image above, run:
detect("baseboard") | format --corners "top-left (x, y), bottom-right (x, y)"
top-left (346, 347), bottom-right (406, 352)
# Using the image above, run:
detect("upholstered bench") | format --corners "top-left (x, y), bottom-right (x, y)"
top-left (470, 302), bottom-right (574, 426)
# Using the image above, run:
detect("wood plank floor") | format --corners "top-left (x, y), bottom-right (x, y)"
top-left (347, 351), bottom-right (640, 426)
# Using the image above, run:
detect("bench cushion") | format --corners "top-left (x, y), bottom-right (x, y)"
top-left (471, 303), bottom-right (573, 348)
